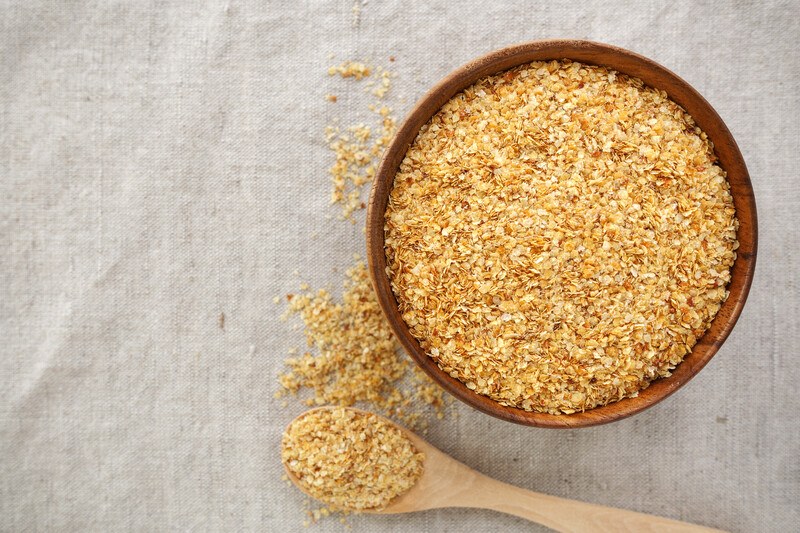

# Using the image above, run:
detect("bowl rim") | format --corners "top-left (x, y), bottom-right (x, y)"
top-left (366, 39), bottom-right (758, 428)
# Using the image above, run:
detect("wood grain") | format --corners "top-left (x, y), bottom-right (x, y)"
top-left (366, 40), bottom-right (757, 428)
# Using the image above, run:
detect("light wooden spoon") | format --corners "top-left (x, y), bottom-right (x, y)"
top-left (283, 407), bottom-right (725, 532)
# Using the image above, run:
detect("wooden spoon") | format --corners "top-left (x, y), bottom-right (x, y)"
top-left (283, 407), bottom-right (725, 532)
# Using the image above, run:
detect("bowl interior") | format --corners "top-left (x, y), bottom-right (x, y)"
top-left (366, 40), bottom-right (757, 428)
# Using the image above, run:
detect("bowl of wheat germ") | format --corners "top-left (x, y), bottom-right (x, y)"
top-left (366, 40), bottom-right (757, 428)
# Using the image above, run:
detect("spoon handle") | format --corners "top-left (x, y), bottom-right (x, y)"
top-left (455, 474), bottom-right (726, 533)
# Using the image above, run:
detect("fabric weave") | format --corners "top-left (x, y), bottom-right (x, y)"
top-left (1, 1), bottom-right (798, 531)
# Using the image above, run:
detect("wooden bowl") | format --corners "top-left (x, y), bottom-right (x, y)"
top-left (366, 40), bottom-right (757, 428)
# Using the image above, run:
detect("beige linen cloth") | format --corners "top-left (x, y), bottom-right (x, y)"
top-left (2, 1), bottom-right (798, 531)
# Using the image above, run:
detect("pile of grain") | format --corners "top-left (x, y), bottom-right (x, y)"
top-left (385, 60), bottom-right (739, 414)
top-left (282, 407), bottom-right (424, 511)
top-left (326, 61), bottom-right (397, 221)
top-left (276, 261), bottom-right (445, 429)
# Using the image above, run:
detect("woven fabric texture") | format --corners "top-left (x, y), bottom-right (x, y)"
top-left (1, 1), bottom-right (798, 531)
